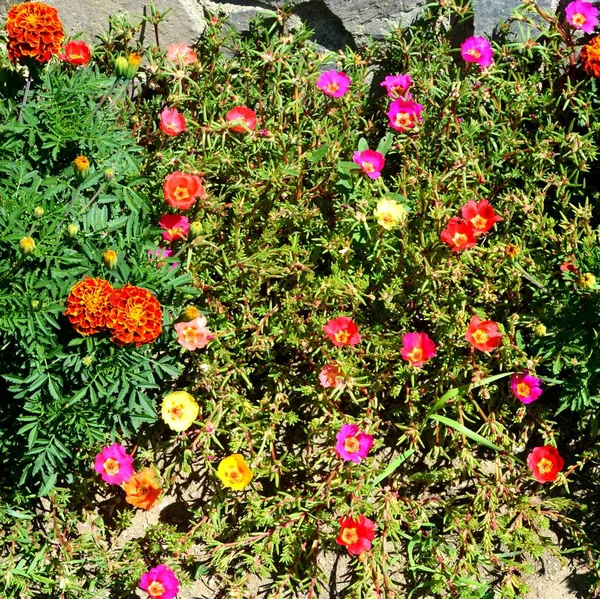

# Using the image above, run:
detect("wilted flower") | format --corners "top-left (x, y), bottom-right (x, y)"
top-left (461, 36), bottom-right (494, 68)
top-left (566, 1), bottom-right (598, 33)
top-left (217, 454), bottom-right (253, 490)
top-left (387, 97), bottom-right (423, 132)
top-left (59, 40), bottom-right (91, 65)
top-left (336, 515), bottom-right (376, 555)
top-left (226, 106), bottom-right (257, 133)
top-left (123, 467), bottom-right (162, 510)
top-left (323, 316), bottom-right (361, 347)
top-left (335, 424), bottom-right (373, 463)
top-left (440, 217), bottom-right (477, 252)
top-left (140, 564), bottom-right (180, 599)
top-left (460, 200), bottom-right (502, 235)
top-left (374, 198), bottom-right (407, 229)
top-left (527, 446), bottom-right (564, 483)
top-left (319, 363), bottom-right (343, 388)
top-left (380, 74), bottom-right (412, 99)
top-left (465, 315), bottom-right (502, 352)
top-left (352, 149), bottom-right (385, 179)
top-left (174, 316), bottom-right (214, 351)
top-left (401, 332), bottom-right (436, 367)
top-left (161, 391), bottom-right (200, 432)
top-left (159, 107), bottom-right (187, 136)
top-left (163, 171), bottom-right (207, 210)
top-left (316, 70), bottom-right (351, 98)
top-left (166, 43), bottom-right (197, 66)
top-left (510, 372), bottom-right (543, 404)
top-left (94, 443), bottom-right (134, 485)
top-left (158, 214), bottom-right (190, 241)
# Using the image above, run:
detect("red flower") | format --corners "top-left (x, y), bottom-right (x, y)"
top-left (323, 317), bottom-right (361, 347)
top-left (158, 214), bottom-right (190, 241)
top-left (527, 446), bottom-right (564, 483)
top-left (59, 40), bottom-right (91, 65)
top-left (163, 171), bottom-right (207, 210)
top-left (440, 217), bottom-right (477, 252)
top-left (401, 332), bottom-right (436, 367)
top-left (64, 277), bottom-right (113, 335)
top-left (465, 315), bottom-right (502, 352)
top-left (226, 106), bottom-right (257, 133)
top-left (336, 515), bottom-right (376, 555)
top-left (105, 284), bottom-right (163, 346)
top-left (460, 200), bottom-right (502, 235)
top-left (159, 107), bottom-right (187, 136)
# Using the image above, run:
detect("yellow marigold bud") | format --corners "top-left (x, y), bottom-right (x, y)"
top-left (189, 221), bottom-right (202, 237)
top-left (126, 52), bottom-right (142, 78)
top-left (579, 272), bottom-right (596, 289)
top-left (82, 356), bottom-right (94, 367)
top-left (33, 206), bottom-right (45, 219)
top-left (182, 305), bottom-right (200, 321)
top-left (103, 168), bottom-right (115, 182)
top-left (103, 249), bottom-right (118, 269)
top-left (67, 223), bottom-right (79, 237)
top-left (31, 299), bottom-right (40, 310)
top-left (114, 55), bottom-right (129, 78)
top-left (534, 324), bottom-right (547, 337)
top-left (19, 237), bottom-right (35, 255)
top-left (73, 155), bottom-right (90, 180)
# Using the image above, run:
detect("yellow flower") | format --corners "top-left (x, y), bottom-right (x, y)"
top-left (217, 454), bottom-right (253, 490)
top-left (102, 249), bottom-right (118, 269)
top-left (579, 273), bottom-right (596, 289)
top-left (182, 305), bottom-right (199, 321)
top-left (161, 391), bottom-right (199, 432)
top-left (19, 237), bottom-right (35, 255)
top-left (374, 198), bottom-right (407, 230)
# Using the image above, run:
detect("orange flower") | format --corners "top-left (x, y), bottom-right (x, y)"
top-left (105, 284), bottom-right (163, 346)
top-left (123, 468), bottom-right (162, 510)
top-left (580, 35), bottom-right (600, 78)
top-left (6, 2), bottom-right (64, 63)
top-left (64, 277), bottom-right (113, 335)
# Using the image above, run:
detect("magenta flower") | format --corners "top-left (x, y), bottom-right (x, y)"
top-left (352, 149), bottom-right (385, 179)
top-left (140, 564), bottom-right (180, 599)
top-left (387, 97), bottom-right (423, 132)
top-left (316, 70), bottom-right (351, 98)
top-left (380, 74), bottom-right (412, 99)
top-left (335, 424), bottom-right (373, 463)
top-left (319, 363), bottom-right (343, 388)
top-left (401, 332), bottom-right (436, 368)
top-left (460, 36), bottom-right (494, 68)
top-left (510, 372), bottom-right (543, 404)
top-left (94, 443), bottom-right (134, 485)
top-left (566, 1), bottom-right (598, 33)
top-left (158, 214), bottom-right (190, 242)
top-left (148, 247), bottom-right (178, 269)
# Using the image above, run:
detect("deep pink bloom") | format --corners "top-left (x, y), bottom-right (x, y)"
top-left (387, 97), bottom-right (423, 132)
top-left (139, 564), bottom-right (180, 599)
top-left (226, 106), bottom-right (257, 133)
top-left (527, 446), bottom-right (564, 483)
top-left (158, 214), bottom-right (189, 242)
top-left (94, 443), bottom-right (134, 485)
top-left (380, 74), bottom-right (412, 99)
top-left (323, 316), bottom-right (361, 347)
top-left (319, 363), bottom-right (343, 388)
top-left (166, 43), bottom-right (197, 65)
top-left (566, 1), bottom-right (598, 33)
top-left (335, 424), bottom-right (373, 463)
top-left (159, 107), bottom-right (187, 136)
top-left (401, 332), bottom-right (436, 367)
top-left (316, 70), bottom-right (351, 98)
top-left (336, 515), bottom-right (376, 555)
top-left (148, 247), bottom-right (178, 270)
top-left (461, 36), bottom-right (494, 68)
top-left (174, 316), bottom-right (214, 351)
top-left (510, 372), bottom-right (543, 404)
top-left (352, 149), bottom-right (385, 179)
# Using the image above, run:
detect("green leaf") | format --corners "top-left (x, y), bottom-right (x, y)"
top-left (430, 415), bottom-right (503, 452)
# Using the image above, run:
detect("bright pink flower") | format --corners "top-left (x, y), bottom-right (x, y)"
top-left (440, 217), bottom-right (477, 252)
top-left (336, 515), bottom-right (376, 555)
top-left (226, 106), bottom-right (257, 133)
top-left (510, 372), bottom-right (543, 404)
top-left (158, 215), bottom-right (189, 242)
top-left (159, 107), bottom-right (187, 136)
top-left (380, 74), bottom-right (412, 99)
top-left (94, 443), bottom-right (134, 485)
top-left (335, 424), bottom-right (373, 463)
top-left (527, 446), bottom-right (564, 483)
top-left (465, 315), bottom-right (503, 352)
top-left (316, 70), bottom-right (351, 98)
top-left (387, 97), bottom-right (423, 132)
top-left (140, 564), bottom-right (180, 599)
top-left (59, 40), bottom-right (91, 65)
top-left (461, 36), bottom-right (494, 68)
top-left (174, 316), bottom-right (214, 351)
top-left (401, 332), bottom-right (436, 368)
top-left (566, 1), bottom-right (598, 33)
top-left (460, 200), bottom-right (502, 235)
top-left (352, 149), bottom-right (385, 179)
top-left (166, 43), bottom-right (197, 65)
top-left (323, 316), bottom-right (361, 347)
top-left (319, 363), bottom-right (343, 388)
top-left (148, 247), bottom-right (178, 270)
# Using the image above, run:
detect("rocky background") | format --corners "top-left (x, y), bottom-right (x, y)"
top-left (1, 0), bottom-right (559, 50)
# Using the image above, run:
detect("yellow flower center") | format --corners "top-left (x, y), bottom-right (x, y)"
top-left (334, 330), bottom-right (350, 344)
top-left (325, 82), bottom-right (340, 94)
top-left (394, 112), bottom-right (413, 128)
top-left (341, 527), bottom-right (359, 545)
top-left (173, 187), bottom-right (190, 200)
top-left (103, 458), bottom-right (120, 476)
top-left (537, 458), bottom-right (553, 475)
top-left (343, 436), bottom-right (360, 453)
top-left (147, 581), bottom-right (166, 597)
top-left (471, 215), bottom-right (487, 230)
top-left (183, 327), bottom-right (198, 343)
top-left (70, 52), bottom-right (82, 60)
top-left (452, 232), bottom-right (467, 246)
top-left (380, 213), bottom-right (394, 227)
top-left (407, 347), bottom-right (424, 363)
top-left (516, 382), bottom-right (531, 397)
top-left (472, 329), bottom-right (489, 344)
top-left (167, 227), bottom-right (184, 238)
top-left (226, 468), bottom-right (243, 483)
top-left (169, 404), bottom-right (184, 419)
top-left (362, 161), bottom-right (375, 172)
top-left (466, 48), bottom-right (482, 59)
top-left (126, 304), bottom-right (144, 324)
top-left (572, 12), bottom-right (586, 26)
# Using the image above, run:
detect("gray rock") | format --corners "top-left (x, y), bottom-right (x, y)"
top-left (472, 0), bottom-right (558, 35)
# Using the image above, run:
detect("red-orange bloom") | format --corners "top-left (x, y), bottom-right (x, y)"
top-left (105, 284), bottom-right (163, 347)
top-left (163, 171), bottom-right (207, 210)
top-left (323, 316), bottom-right (361, 347)
top-left (226, 106), bottom-right (257, 133)
top-left (527, 446), bottom-right (564, 483)
top-left (6, 2), bottom-right (64, 63)
top-left (64, 277), bottom-right (113, 335)
top-left (440, 217), bottom-right (477, 252)
top-left (465, 315), bottom-right (502, 352)
top-left (580, 35), bottom-right (600, 78)
top-left (336, 515), bottom-right (376, 555)
top-left (59, 40), bottom-right (91, 65)
top-left (460, 200), bottom-right (502, 235)
top-left (123, 468), bottom-right (162, 510)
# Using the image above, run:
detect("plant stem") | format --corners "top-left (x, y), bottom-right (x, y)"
top-left (18, 74), bottom-right (32, 122)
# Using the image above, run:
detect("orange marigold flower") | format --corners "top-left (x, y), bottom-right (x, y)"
top-left (105, 284), bottom-right (163, 347)
top-left (6, 2), bottom-right (64, 63)
top-left (64, 277), bottom-right (113, 335)
top-left (580, 35), bottom-right (600, 78)
top-left (123, 467), bottom-right (162, 510)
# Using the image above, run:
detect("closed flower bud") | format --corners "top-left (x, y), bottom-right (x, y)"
top-left (19, 237), bottom-right (35, 255)
top-left (67, 223), bottom-right (79, 237)
top-left (31, 299), bottom-right (40, 310)
top-left (534, 324), bottom-right (547, 337)
top-left (126, 53), bottom-right (142, 79)
top-left (182, 305), bottom-right (199, 321)
top-left (579, 272), bottom-right (596, 289)
top-left (103, 168), bottom-right (115, 182)
top-left (82, 356), bottom-right (94, 367)
top-left (33, 206), bottom-right (45, 219)
top-left (103, 249), bottom-right (118, 269)
top-left (114, 55), bottom-right (129, 78)
top-left (73, 155), bottom-right (90, 180)
top-left (189, 221), bottom-right (202, 237)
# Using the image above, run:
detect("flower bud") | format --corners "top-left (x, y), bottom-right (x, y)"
top-left (103, 168), bottom-right (115, 182)
top-left (534, 324), bottom-right (547, 337)
top-left (103, 249), bottom-right (118, 269)
top-left (67, 223), bottom-right (79, 237)
top-left (182, 305), bottom-right (199, 321)
top-left (33, 206), bottom-right (45, 219)
top-left (31, 299), bottom-right (40, 310)
top-left (126, 53), bottom-right (142, 79)
top-left (579, 272), bottom-right (596, 289)
top-left (19, 237), bottom-right (35, 255)
top-left (189, 221), bottom-right (202, 237)
top-left (73, 155), bottom-right (90, 181)
top-left (114, 55), bottom-right (129, 78)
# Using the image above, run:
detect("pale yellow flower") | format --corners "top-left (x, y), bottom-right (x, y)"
top-left (217, 454), bottom-right (253, 490)
top-left (374, 198), bottom-right (407, 230)
top-left (161, 391), bottom-right (199, 432)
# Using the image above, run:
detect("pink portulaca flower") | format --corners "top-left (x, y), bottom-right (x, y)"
top-left (226, 106), bottom-right (257, 133)
top-left (335, 424), bottom-right (373, 463)
top-left (158, 214), bottom-right (190, 242)
top-left (140, 564), bottom-right (180, 599)
top-left (94, 443), bottom-right (134, 485)
top-left (323, 316), bottom-right (361, 347)
top-left (401, 332), bottom-right (436, 368)
top-left (166, 43), bottom-right (197, 66)
top-left (461, 36), bottom-right (494, 68)
top-left (380, 74), bottom-right (412, 99)
top-left (510, 372), bottom-right (543, 404)
top-left (387, 97), bottom-right (423, 132)
top-left (316, 70), bottom-right (351, 98)
top-left (159, 107), bottom-right (187, 136)
top-left (319, 363), bottom-right (343, 388)
top-left (174, 316), bottom-right (215, 351)
top-left (352, 149), bottom-right (385, 179)
top-left (566, 1), bottom-right (598, 33)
